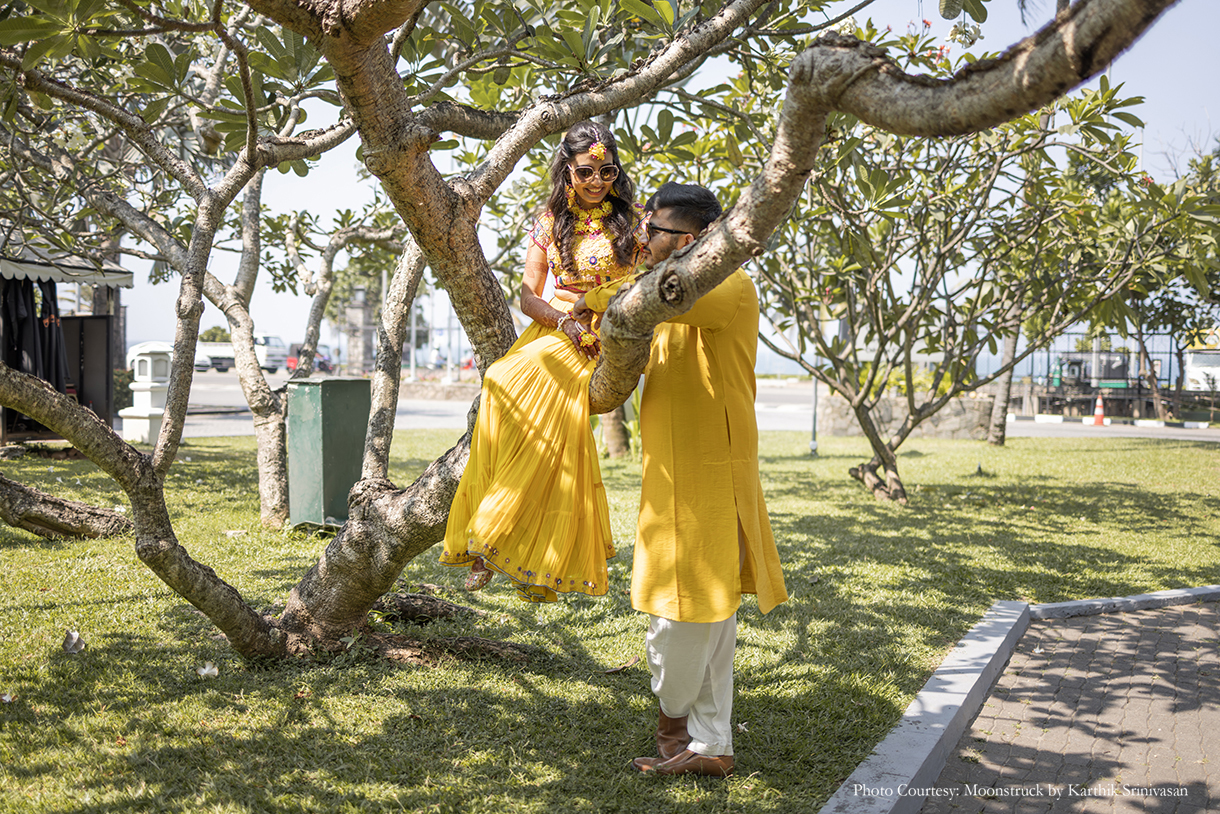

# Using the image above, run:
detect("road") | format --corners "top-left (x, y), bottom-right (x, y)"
top-left (178, 371), bottom-right (1220, 442)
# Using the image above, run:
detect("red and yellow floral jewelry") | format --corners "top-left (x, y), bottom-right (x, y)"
top-left (588, 140), bottom-right (607, 160)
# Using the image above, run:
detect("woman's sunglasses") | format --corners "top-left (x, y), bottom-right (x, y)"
top-left (569, 165), bottom-right (620, 183)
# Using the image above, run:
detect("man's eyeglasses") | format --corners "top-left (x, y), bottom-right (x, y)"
top-left (569, 164), bottom-right (620, 183)
top-left (646, 223), bottom-right (692, 239)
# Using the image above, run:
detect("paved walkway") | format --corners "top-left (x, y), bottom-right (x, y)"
top-left (920, 603), bottom-right (1219, 813)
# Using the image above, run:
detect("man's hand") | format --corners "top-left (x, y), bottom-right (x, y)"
top-left (571, 295), bottom-right (594, 327)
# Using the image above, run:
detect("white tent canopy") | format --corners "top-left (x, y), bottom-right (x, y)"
top-left (0, 233), bottom-right (134, 288)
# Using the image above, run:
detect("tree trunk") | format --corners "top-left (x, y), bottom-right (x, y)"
top-left (1172, 343), bottom-right (1186, 419)
top-left (278, 238), bottom-right (470, 647)
top-left (201, 272), bottom-right (290, 529)
top-left (602, 404), bottom-right (631, 458)
top-left (988, 321), bottom-right (1022, 445)
top-left (0, 359), bottom-right (287, 659)
top-left (0, 472), bottom-right (133, 538)
top-left (846, 402), bottom-right (908, 503)
top-left (1135, 325), bottom-right (1169, 421)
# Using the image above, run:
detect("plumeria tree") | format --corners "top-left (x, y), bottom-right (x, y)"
top-left (0, 0), bottom-right (1183, 658)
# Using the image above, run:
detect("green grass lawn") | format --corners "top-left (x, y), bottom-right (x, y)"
top-left (1, 432), bottom-right (1217, 813)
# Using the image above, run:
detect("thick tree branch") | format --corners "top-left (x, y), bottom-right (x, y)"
top-left (414, 103), bottom-right (520, 140)
top-left (0, 472), bottom-right (134, 539)
top-left (588, 0), bottom-right (1177, 413)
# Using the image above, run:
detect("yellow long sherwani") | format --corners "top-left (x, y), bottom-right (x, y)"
top-left (623, 269), bottom-right (788, 623)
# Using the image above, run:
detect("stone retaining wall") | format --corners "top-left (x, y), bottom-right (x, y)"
top-left (817, 394), bottom-right (994, 440)
top-left (399, 382), bottom-right (480, 401)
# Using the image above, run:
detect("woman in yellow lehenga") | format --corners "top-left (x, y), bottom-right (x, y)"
top-left (440, 121), bottom-right (645, 602)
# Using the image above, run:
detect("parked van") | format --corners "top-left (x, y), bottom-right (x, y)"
top-left (253, 334), bottom-right (288, 373)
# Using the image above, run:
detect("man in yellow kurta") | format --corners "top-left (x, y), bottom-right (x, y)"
top-left (582, 182), bottom-right (787, 778)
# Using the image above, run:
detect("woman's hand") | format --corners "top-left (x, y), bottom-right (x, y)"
top-left (558, 311), bottom-right (599, 358)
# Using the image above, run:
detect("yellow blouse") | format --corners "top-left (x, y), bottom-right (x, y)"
top-left (529, 204), bottom-right (646, 291)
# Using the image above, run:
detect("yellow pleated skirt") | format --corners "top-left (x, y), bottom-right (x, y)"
top-left (440, 304), bottom-right (614, 601)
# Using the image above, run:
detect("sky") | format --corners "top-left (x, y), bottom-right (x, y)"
top-left (121, 0), bottom-right (1218, 355)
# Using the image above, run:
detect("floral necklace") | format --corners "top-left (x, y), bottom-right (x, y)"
top-left (567, 187), bottom-right (613, 235)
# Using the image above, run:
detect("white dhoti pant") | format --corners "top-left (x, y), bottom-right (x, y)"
top-left (645, 613), bottom-right (737, 757)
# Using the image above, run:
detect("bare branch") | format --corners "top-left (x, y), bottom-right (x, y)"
top-left (0, 51), bottom-right (209, 199)
top-left (468, 0), bottom-right (773, 201)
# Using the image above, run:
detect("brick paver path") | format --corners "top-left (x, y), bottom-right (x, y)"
top-left (920, 603), bottom-right (1219, 813)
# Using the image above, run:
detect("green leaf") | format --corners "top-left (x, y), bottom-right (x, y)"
top-left (560, 28), bottom-right (586, 61)
top-left (22, 35), bottom-right (65, 70)
top-left (670, 130), bottom-right (696, 147)
top-left (962, 0), bottom-right (987, 23)
top-left (620, 0), bottom-right (664, 29)
top-left (1112, 111), bottom-right (1145, 129)
top-left (0, 16), bottom-right (62, 45)
top-left (653, 0), bottom-right (675, 27)
top-left (939, 0), bottom-right (964, 19)
top-left (140, 96), bottom-right (168, 124)
top-left (656, 108), bottom-right (673, 143)
top-left (145, 43), bottom-right (178, 90)
top-left (725, 134), bottom-right (742, 165)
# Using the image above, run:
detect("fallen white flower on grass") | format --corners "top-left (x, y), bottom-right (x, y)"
top-left (184, 456), bottom-right (191, 462)
top-left (223, 530), bottom-right (247, 538)
top-left (196, 662), bottom-right (219, 679)
top-left (56, 477), bottom-right (62, 482)
top-left (113, 506), bottom-right (127, 514)
top-left (62, 630), bottom-right (86, 654)
top-left (737, 722), bottom-right (749, 733)
top-left (1032, 646), bottom-right (1045, 655)
top-left (1, 693), bottom-right (14, 703)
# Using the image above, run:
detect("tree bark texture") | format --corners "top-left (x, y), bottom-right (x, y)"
top-left (278, 442), bottom-right (469, 642)
top-left (0, 472), bottom-right (133, 539)
top-left (201, 271), bottom-right (290, 529)
top-left (846, 402), bottom-right (909, 504)
top-left (602, 405), bottom-right (632, 459)
top-left (363, 237), bottom-right (428, 482)
top-left (1135, 324), bottom-right (1170, 421)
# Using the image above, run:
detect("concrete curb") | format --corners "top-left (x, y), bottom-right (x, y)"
top-left (818, 601), bottom-right (1030, 814)
top-left (816, 586), bottom-right (1220, 814)
top-left (1028, 584), bottom-right (1220, 620)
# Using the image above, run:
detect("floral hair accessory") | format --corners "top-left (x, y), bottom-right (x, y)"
top-left (588, 140), bottom-right (607, 161)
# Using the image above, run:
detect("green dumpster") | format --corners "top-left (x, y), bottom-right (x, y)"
top-left (287, 377), bottom-right (371, 526)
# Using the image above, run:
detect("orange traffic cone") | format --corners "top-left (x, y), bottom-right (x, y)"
top-left (1092, 393), bottom-right (1105, 426)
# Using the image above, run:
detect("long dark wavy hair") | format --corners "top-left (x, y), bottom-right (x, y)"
top-left (544, 121), bottom-right (637, 276)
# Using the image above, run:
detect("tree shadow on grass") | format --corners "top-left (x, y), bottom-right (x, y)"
top-left (2, 613), bottom-right (853, 814)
